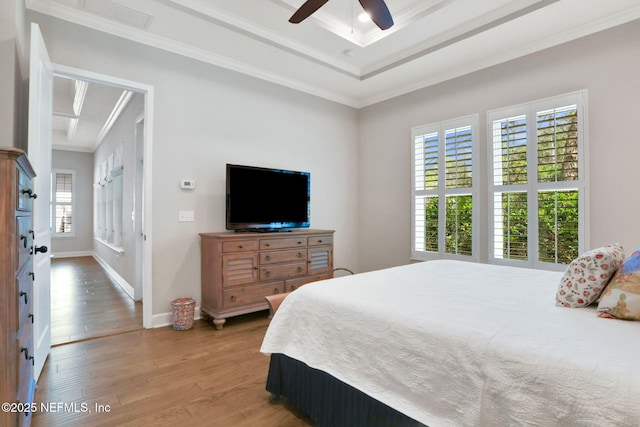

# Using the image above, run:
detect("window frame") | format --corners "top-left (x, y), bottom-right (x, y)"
top-left (51, 169), bottom-right (76, 238)
top-left (487, 91), bottom-right (589, 271)
top-left (411, 114), bottom-right (480, 262)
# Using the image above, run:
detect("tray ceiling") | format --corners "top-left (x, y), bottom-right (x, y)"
top-left (27, 0), bottom-right (640, 150)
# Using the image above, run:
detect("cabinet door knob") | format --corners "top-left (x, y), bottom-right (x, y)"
top-left (230, 295), bottom-right (237, 302)
top-left (32, 245), bottom-right (48, 255)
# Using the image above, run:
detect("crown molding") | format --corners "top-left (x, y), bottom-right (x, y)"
top-left (26, 0), bottom-right (361, 107)
top-left (26, 0), bottom-right (640, 109)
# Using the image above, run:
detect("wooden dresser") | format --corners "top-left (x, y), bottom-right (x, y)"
top-left (200, 229), bottom-right (334, 329)
top-left (1, 148), bottom-right (37, 427)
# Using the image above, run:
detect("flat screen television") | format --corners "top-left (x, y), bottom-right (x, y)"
top-left (225, 163), bottom-right (310, 231)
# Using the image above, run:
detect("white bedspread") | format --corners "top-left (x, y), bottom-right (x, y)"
top-left (260, 260), bottom-right (640, 427)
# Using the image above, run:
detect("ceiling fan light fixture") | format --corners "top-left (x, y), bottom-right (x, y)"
top-left (289, 0), bottom-right (393, 30)
top-left (357, 12), bottom-right (371, 23)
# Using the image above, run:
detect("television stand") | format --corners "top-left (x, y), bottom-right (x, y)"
top-left (199, 229), bottom-right (334, 329)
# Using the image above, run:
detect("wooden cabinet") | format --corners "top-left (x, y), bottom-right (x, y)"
top-left (200, 229), bottom-right (334, 329)
top-left (1, 148), bottom-right (36, 427)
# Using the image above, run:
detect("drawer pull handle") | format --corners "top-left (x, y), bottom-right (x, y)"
top-left (238, 245), bottom-right (243, 249)
top-left (21, 189), bottom-right (38, 199)
top-left (20, 234), bottom-right (27, 248)
top-left (318, 240), bottom-right (323, 243)
top-left (266, 255), bottom-right (271, 261)
top-left (265, 243), bottom-right (270, 247)
top-left (298, 252), bottom-right (303, 258)
top-left (20, 291), bottom-right (28, 305)
top-left (29, 272), bottom-right (35, 281)
top-left (274, 288), bottom-right (280, 294)
top-left (297, 241), bottom-right (302, 245)
top-left (28, 314), bottom-right (34, 324)
top-left (291, 285), bottom-right (297, 291)
top-left (230, 296), bottom-right (237, 302)
top-left (265, 271), bottom-right (271, 277)
top-left (297, 267), bottom-right (303, 272)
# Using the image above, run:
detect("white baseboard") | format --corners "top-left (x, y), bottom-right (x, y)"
top-left (153, 307), bottom-right (201, 328)
top-left (92, 253), bottom-right (136, 300)
top-left (51, 251), bottom-right (93, 258)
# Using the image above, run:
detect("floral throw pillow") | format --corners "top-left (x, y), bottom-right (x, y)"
top-left (597, 249), bottom-right (640, 320)
top-left (555, 244), bottom-right (625, 307)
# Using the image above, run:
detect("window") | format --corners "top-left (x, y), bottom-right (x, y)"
top-left (51, 170), bottom-right (75, 237)
top-left (412, 115), bottom-right (478, 260)
top-left (489, 91), bottom-right (586, 270)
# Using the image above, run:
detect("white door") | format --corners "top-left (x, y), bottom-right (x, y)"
top-left (28, 23), bottom-right (53, 380)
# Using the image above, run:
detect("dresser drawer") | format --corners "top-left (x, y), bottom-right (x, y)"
top-left (285, 274), bottom-right (331, 292)
top-left (260, 262), bottom-right (307, 281)
top-left (260, 237), bottom-right (306, 250)
top-left (222, 282), bottom-right (285, 308)
top-left (17, 263), bottom-right (33, 325)
top-left (308, 234), bottom-right (333, 246)
top-left (16, 216), bottom-right (32, 269)
top-left (222, 240), bottom-right (258, 253)
top-left (17, 167), bottom-right (34, 211)
top-left (260, 249), bottom-right (306, 265)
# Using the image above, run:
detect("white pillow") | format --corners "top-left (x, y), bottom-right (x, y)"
top-left (555, 244), bottom-right (625, 307)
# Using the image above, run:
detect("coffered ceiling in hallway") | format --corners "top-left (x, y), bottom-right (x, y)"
top-left (27, 0), bottom-right (640, 107)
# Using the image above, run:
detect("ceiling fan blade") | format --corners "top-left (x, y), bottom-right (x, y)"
top-left (358, 0), bottom-right (394, 30)
top-left (289, 0), bottom-right (330, 24)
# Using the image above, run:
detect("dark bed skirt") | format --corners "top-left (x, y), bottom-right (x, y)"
top-left (266, 353), bottom-right (426, 427)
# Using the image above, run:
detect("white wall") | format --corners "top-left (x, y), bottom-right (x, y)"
top-left (51, 149), bottom-right (94, 255)
top-left (357, 20), bottom-right (640, 272)
top-left (92, 93), bottom-right (143, 287)
top-left (31, 12), bottom-right (359, 316)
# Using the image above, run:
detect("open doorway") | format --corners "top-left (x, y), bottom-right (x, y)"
top-left (49, 64), bottom-right (154, 344)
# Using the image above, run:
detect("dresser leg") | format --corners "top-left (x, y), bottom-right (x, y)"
top-left (213, 318), bottom-right (226, 330)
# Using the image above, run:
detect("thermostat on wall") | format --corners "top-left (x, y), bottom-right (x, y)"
top-left (180, 179), bottom-right (196, 190)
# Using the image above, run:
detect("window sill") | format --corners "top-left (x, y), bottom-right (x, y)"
top-left (95, 238), bottom-right (124, 255)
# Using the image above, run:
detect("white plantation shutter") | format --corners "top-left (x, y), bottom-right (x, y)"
top-left (51, 170), bottom-right (75, 236)
top-left (412, 115), bottom-right (478, 260)
top-left (489, 92), bottom-right (586, 269)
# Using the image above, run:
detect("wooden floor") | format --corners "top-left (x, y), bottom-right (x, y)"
top-left (50, 256), bottom-right (143, 345)
top-left (32, 312), bottom-right (314, 427)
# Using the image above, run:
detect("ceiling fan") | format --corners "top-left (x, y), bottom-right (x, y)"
top-left (289, 0), bottom-right (394, 30)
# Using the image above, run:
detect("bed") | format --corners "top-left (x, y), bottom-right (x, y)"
top-left (260, 260), bottom-right (640, 426)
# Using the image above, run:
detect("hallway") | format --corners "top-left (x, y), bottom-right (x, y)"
top-left (50, 256), bottom-right (142, 345)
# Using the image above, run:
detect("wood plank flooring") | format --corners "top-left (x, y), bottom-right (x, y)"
top-left (50, 256), bottom-right (142, 345)
top-left (32, 312), bottom-right (314, 427)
